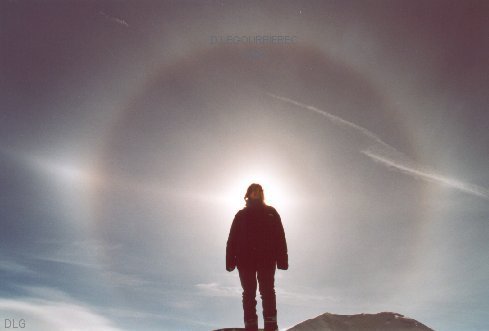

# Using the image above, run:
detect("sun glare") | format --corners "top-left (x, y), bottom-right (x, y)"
top-left (30, 155), bottom-right (98, 188)
top-left (224, 168), bottom-right (288, 213)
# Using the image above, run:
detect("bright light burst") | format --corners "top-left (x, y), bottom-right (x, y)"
top-left (34, 158), bottom-right (96, 187)
top-left (223, 166), bottom-right (289, 213)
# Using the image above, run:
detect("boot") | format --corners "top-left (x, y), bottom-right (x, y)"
top-left (264, 313), bottom-right (278, 331)
top-left (244, 316), bottom-right (258, 331)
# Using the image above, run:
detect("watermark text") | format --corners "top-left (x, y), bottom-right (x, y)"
top-left (4, 318), bottom-right (26, 329)
top-left (210, 34), bottom-right (297, 45)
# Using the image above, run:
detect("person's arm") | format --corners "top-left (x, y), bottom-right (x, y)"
top-left (275, 211), bottom-right (288, 270)
top-left (226, 212), bottom-right (240, 272)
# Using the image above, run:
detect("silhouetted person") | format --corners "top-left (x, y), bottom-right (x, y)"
top-left (226, 183), bottom-right (288, 331)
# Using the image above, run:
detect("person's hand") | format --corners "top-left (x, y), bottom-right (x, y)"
top-left (277, 262), bottom-right (288, 270)
top-left (277, 256), bottom-right (288, 270)
top-left (226, 256), bottom-right (236, 272)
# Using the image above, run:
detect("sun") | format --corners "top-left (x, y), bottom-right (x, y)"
top-left (223, 167), bottom-right (288, 213)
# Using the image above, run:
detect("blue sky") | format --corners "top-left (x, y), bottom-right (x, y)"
top-left (1, 1), bottom-right (489, 330)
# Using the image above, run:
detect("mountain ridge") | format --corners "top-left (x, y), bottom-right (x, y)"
top-left (213, 311), bottom-right (434, 331)
top-left (286, 311), bottom-right (434, 331)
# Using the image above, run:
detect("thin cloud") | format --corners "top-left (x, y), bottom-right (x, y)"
top-left (0, 259), bottom-right (34, 275)
top-left (195, 282), bottom-right (241, 297)
top-left (0, 296), bottom-right (122, 331)
top-left (33, 255), bottom-right (152, 289)
top-left (277, 287), bottom-right (339, 306)
top-left (195, 282), bottom-right (337, 306)
top-left (268, 93), bottom-right (489, 201)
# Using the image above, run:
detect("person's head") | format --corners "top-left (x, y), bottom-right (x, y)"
top-left (244, 183), bottom-right (265, 205)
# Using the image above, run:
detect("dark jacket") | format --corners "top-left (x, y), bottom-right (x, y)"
top-left (226, 199), bottom-right (288, 271)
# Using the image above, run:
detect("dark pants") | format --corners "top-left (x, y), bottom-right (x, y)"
top-left (238, 265), bottom-right (278, 331)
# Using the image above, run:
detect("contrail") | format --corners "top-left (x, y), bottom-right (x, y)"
top-left (98, 11), bottom-right (129, 27)
top-left (267, 92), bottom-right (489, 201)
top-left (363, 148), bottom-right (489, 199)
top-left (267, 92), bottom-right (392, 149)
